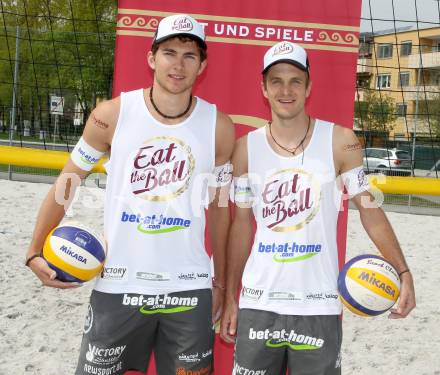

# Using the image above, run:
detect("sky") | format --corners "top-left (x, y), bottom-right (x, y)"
top-left (360, 0), bottom-right (440, 32)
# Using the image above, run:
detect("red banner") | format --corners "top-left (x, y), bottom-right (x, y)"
top-left (114, 1), bottom-right (362, 374)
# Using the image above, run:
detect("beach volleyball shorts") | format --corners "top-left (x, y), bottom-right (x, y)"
top-left (75, 289), bottom-right (214, 375)
top-left (233, 309), bottom-right (342, 375)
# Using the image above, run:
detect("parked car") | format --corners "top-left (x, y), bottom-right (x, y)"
top-left (363, 148), bottom-right (412, 176)
top-left (425, 159), bottom-right (440, 178)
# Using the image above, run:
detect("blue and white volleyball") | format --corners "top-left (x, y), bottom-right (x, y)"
top-left (338, 254), bottom-right (400, 317)
top-left (43, 223), bottom-right (106, 282)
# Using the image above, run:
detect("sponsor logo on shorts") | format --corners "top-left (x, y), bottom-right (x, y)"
top-left (83, 362), bottom-right (123, 374)
top-left (268, 291), bottom-right (303, 302)
top-left (257, 241), bottom-right (322, 263)
top-left (176, 365), bottom-right (211, 375)
top-left (305, 291), bottom-right (339, 302)
top-left (122, 293), bottom-right (198, 314)
top-left (233, 363), bottom-right (267, 375)
top-left (241, 286), bottom-right (264, 300)
top-left (249, 328), bottom-right (324, 351)
top-left (178, 352), bottom-right (200, 363)
top-left (136, 271), bottom-right (170, 281)
top-left (121, 211), bottom-right (192, 234)
top-left (101, 267), bottom-right (127, 280)
top-left (86, 344), bottom-right (126, 365)
top-left (178, 348), bottom-right (212, 364)
top-left (83, 304), bottom-right (93, 334)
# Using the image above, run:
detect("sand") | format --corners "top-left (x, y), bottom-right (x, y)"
top-left (0, 179), bottom-right (439, 374)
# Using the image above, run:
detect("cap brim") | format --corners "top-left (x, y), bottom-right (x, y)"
top-left (262, 59), bottom-right (308, 74)
top-left (153, 33), bottom-right (207, 49)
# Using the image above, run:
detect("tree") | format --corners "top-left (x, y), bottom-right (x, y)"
top-left (354, 90), bottom-right (396, 133)
top-left (0, 0), bottom-right (116, 137)
top-left (419, 95), bottom-right (440, 137)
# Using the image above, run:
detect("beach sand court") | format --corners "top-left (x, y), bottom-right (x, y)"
top-left (0, 180), bottom-right (439, 374)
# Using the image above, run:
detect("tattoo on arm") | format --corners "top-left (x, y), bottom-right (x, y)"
top-left (343, 142), bottom-right (362, 152)
top-left (92, 114), bottom-right (109, 129)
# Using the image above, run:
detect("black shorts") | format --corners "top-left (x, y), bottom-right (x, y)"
top-left (76, 289), bottom-right (214, 375)
top-left (233, 309), bottom-right (342, 375)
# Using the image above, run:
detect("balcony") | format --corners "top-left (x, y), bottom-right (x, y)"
top-left (404, 85), bottom-right (440, 100)
top-left (356, 57), bottom-right (373, 74)
top-left (408, 52), bottom-right (440, 68)
top-left (354, 89), bottom-right (368, 101)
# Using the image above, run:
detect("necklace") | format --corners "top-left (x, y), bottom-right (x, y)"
top-left (149, 86), bottom-right (193, 119)
top-left (268, 116), bottom-right (311, 156)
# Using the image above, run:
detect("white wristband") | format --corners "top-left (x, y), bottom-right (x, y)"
top-left (70, 137), bottom-right (104, 171)
top-left (340, 166), bottom-right (370, 197)
top-left (209, 162), bottom-right (233, 187)
top-left (233, 176), bottom-right (254, 203)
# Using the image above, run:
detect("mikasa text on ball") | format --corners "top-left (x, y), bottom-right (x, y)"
top-left (338, 254), bottom-right (400, 317)
top-left (43, 223), bottom-right (106, 282)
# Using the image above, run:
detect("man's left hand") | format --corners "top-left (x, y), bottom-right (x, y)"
top-left (212, 286), bottom-right (224, 325)
top-left (389, 271), bottom-right (416, 319)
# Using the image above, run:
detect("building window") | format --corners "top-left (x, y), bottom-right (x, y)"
top-left (377, 43), bottom-right (393, 58)
top-left (400, 41), bottom-right (412, 56)
top-left (433, 42), bottom-right (440, 52)
top-left (397, 103), bottom-right (407, 117)
top-left (377, 74), bottom-right (391, 89)
top-left (357, 76), bottom-right (370, 88)
top-left (399, 72), bottom-right (410, 87)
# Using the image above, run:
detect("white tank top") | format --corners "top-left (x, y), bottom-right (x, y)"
top-left (95, 89), bottom-right (216, 295)
top-left (240, 120), bottom-right (343, 315)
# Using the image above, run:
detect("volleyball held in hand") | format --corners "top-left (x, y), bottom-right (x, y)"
top-left (42, 223), bottom-right (106, 282)
top-left (338, 254), bottom-right (400, 317)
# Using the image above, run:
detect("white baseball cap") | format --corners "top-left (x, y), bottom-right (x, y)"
top-left (262, 41), bottom-right (309, 74)
top-left (153, 14), bottom-right (206, 49)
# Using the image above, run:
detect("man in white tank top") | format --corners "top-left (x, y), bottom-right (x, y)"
top-left (24, 14), bottom-right (235, 374)
top-left (220, 41), bottom-right (415, 374)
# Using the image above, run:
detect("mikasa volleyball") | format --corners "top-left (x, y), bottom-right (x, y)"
top-left (42, 223), bottom-right (106, 282)
top-left (338, 254), bottom-right (400, 317)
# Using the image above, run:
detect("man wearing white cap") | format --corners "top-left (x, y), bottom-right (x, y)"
top-left (25, 13), bottom-right (234, 375)
top-left (220, 41), bottom-right (415, 374)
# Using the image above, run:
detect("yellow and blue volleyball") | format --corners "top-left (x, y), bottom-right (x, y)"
top-left (338, 254), bottom-right (400, 317)
top-left (42, 223), bottom-right (106, 283)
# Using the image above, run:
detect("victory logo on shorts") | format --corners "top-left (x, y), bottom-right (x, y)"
top-left (261, 169), bottom-right (321, 232)
top-left (130, 136), bottom-right (195, 201)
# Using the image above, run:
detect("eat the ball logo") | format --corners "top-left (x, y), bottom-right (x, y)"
top-left (172, 16), bottom-right (193, 32)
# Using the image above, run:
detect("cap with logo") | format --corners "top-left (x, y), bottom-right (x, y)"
top-left (153, 14), bottom-right (206, 49)
top-left (262, 41), bottom-right (309, 74)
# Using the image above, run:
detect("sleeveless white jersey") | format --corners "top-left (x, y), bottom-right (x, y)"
top-left (94, 89), bottom-right (216, 294)
top-left (240, 120), bottom-right (343, 315)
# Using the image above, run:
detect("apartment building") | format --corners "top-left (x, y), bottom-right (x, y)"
top-left (356, 26), bottom-right (440, 140)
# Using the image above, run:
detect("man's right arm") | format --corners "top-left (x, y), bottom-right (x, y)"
top-left (25, 97), bottom-right (120, 288)
top-left (220, 136), bottom-right (254, 343)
